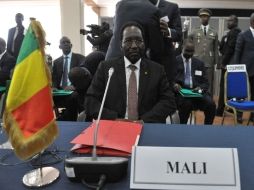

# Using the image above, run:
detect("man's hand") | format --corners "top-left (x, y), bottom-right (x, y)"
top-left (174, 83), bottom-right (182, 92)
top-left (192, 87), bottom-right (202, 93)
top-left (160, 20), bottom-right (169, 37)
top-left (64, 85), bottom-right (75, 91)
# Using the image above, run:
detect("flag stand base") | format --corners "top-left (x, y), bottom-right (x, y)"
top-left (23, 167), bottom-right (59, 188)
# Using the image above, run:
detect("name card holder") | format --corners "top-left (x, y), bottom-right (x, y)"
top-left (130, 146), bottom-right (240, 190)
top-left (227, 64), bottom-right (246, 72)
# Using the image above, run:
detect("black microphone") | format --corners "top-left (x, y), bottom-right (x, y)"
top-left (65, 67), bottom-right (128, 185)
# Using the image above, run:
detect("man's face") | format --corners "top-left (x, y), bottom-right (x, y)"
top-left (0, 39), bottom-right (6, 54)
top-left (15, 14), bottom-right (23, 26)
top-left (121, 26), bottom-right (145, 64)
top-left (183, 43), bottom-right (195, 60)
top-left (59, 37), bottom-right (72, 55)
top-left (227, 16), bottom-right (237, 29)
top-left (200, 15), bottom-right (210, 26)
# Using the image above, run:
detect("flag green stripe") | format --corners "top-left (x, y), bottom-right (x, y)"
top-left (16, 26), bottom-right (39, 64)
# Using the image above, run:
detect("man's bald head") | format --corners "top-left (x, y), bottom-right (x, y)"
top-left (0, 37), bottom-right (6, 54)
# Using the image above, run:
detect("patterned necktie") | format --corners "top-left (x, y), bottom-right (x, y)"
top-left (184, 59), bottom-right (191, 88)
top-left (128, 64), bottom-right (138, 120)
top-left (62, 56), bottom-right (68, 88)
top-left (204, 26), bottom-right (207, 36)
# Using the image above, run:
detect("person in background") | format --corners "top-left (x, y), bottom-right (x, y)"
top-left (52, 36), bottom-right (86, 90)
top-left (148, 0), bottom-right (182, 88)
top-left (216, 15), bottom-right (241, 117)
top-left (82, 50), bottom-right (105, 76)
top-left (105, 0), bottom-right (164, 72)
top-left (188, 8), bottom-right (219, 95)
top-left (174, 39), bottom-right (216, 124)
top-left (58, 67), bottom-right (92, 121)
top-left (0, 37), bottom-right (16, 86)
top-left (234, 13), bottom-right (254, 122)
top-left (52, 36), bottom-right (86, 121)
top-left (7, 13), bottom-right (25, 59)
top-left (85, 22), bottom-right (176, 123)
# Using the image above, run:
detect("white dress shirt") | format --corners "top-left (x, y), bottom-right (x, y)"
top-left (61, 52), bottom-right (72, 86)
top-left (0, 50), bottom-right (6, 61)
top-left (155, 0), bottom-right (160, 7)
top-left (201, 25), bottom-right (209, 35)
top-left (182, 54), bottom-right (193, 88)
top-left (124, 56), bottom-right (141, 119)
top-left (250, 26), bottom-right (254, 38)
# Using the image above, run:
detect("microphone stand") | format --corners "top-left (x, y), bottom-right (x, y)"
top-left (92, 68), bottom-right (114, 160)
top-left (65, 67), bottom-right (128, 185)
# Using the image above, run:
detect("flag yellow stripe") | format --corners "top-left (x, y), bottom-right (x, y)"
top-left (6, 49), bottom-right (48, 111)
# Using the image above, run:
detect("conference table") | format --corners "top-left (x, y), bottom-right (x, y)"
top-left (0, 122), bottom-right (254, 189)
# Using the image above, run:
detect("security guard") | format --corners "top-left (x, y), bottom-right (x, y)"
top-left (188, 8), bottom-right (219, 95)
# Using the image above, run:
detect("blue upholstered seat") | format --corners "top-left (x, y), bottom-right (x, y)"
top-left (222, 65), bottom-right (254, 125)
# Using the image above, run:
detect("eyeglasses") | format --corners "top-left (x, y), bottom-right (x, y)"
top-left (123, 39), bottom-right (144, 46)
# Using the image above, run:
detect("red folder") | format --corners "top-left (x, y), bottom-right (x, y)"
top-left (71, 120), bottom-right (143, 156)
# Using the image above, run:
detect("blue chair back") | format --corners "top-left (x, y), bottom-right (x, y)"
top-left (226, 72), bottom-right (248, 99)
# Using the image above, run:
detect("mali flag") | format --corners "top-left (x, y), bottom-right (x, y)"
top-left (3, 19), bottom-right (58, 160)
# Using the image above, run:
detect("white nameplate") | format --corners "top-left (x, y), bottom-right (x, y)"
top-left (227, 64), bottom-right (246, 72)
top-left (130, 146), bottom-right (240, 190)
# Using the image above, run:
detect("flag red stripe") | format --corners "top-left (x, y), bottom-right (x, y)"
top-left (12, 86), bottom-right (54, 138)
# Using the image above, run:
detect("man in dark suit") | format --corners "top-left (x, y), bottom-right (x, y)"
top-left (151, 0), bottom-right (182, 87)
top-left (7, 13), bottom-right (25, 59)
top-left (52, 36), bottom-right (86, 90)
top-left (106, 0), bottom-right (182, 88)
top-left (52, 36), bottom-right (86, 121)
top-left (106, 0), bottom-right (164, 62)
top-left (234, 13), bottom-right (254, 121)
top-left (174, 40), bottom-right (216, 124)
top-left (85, 22), bottom-right (176, 123)
top-left (216, 15), bottom-right (241, 116)
top-left (0, 37), bottom-right (16, 86)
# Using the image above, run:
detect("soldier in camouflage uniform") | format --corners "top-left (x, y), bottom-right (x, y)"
top-left (189, 8), bottom-right (219, 95)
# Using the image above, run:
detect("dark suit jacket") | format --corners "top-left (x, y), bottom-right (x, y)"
top-left (220, 27), bottom-right (241, 66)
top-left (7, 26), bottom-right (25, 59)
top-left (0, 52), bottom-right (16, 86)
top-left (158, 0), bottom-right (182, 51)
top-left (234, 29), bottom-right (254, 76)
top-left (106, 0), bottom-right (164, 62)
top-left (157, 0), bottom-right (182, 87)
top-left (52, 53), bottom-right (85, 88)
top-left (85, 57), bottom-right (176, 123)
top-left (175, 55), bottom-right (209, 93)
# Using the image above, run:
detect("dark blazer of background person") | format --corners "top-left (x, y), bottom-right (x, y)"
top-left (85, 57), bottom-right (176, 123)
top-left (52, 53), bottom-right (85, 89)
top-left (157, 0), bottom-right (182, 86)
top-left (7, 26), bottom-right (24, 59)
top-left (234, 29), bottom-right (254, 77)
top-left (175, 56), bottom-right (209, 92)
top-left (174, 55), bottom-right (215, 124)
top-left (0, 52), bottom-right (16, 86)
top-left (220, 27), bottom-right (241, 67)
top-left (105, 0), bottom-right (164, 62)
